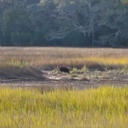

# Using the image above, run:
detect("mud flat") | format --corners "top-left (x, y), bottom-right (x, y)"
top-left (0, 67), bottom-right (127, 89)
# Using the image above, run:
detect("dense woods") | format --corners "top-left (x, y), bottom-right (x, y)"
top-left (0, 0), bottom-right (128, 47)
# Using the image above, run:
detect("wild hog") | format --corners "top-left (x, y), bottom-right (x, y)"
top-left (59, 67), bottom-right (70, 73)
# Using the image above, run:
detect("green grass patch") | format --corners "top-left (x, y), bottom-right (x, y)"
top-left (0, 86), bottom-right (128, 127)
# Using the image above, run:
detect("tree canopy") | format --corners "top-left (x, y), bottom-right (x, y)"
top-left (0, 0), bottom-right (128, 47)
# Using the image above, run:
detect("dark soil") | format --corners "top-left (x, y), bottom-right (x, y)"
top-left (0, 67), bottom-right (128, 89)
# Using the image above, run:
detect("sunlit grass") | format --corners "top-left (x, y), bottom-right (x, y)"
top-left (0, 47), bottom-right (128, 69)
top-left (2, 57), bottom-right (128, 69)
top-left (83, 57), bottom-right (128, 65)
top-left (0, 86), bottom-right (128, 128)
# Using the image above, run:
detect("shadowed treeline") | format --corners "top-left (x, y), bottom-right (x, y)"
top-left (0, 0), bottom-right (128, 47)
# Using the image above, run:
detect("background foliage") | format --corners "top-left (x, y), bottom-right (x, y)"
top-left (0, 0), bottom-right (128, 47)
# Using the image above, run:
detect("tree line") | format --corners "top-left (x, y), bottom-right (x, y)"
top-left (0, 0), bottom-right (128, 47)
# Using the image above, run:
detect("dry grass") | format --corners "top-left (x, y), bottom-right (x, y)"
top-left (0, 47), bottom-right (128, 69)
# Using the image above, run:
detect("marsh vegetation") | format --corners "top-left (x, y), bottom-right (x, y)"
top-left (0, 87), bottom-right (128, 128)
top-left (0, 47), bottom-right (128, 127)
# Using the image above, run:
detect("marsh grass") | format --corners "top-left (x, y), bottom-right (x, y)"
top-left (0, 86), bottom-right (128, 128)
top-left (81, 65), bottom-right (87, 73)
top-left (0, 47), bottom-right (128, 69)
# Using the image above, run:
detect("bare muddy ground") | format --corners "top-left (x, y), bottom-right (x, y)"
top-left (0, 67), bottom-right (128, 89)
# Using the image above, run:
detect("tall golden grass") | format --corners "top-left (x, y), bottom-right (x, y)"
top-left (0, 47), bottom-right (128, 68)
